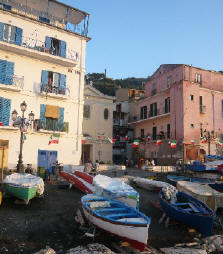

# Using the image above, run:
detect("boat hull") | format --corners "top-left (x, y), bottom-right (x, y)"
top-left (82, 195), bottom-right (150, 251)
top-left (5, 183), bottom-right (37, 203)
top-left (74, 171), bottom-right (93, 184)
top-left (159, 191), bottom-right (215, 236)
top-left (59, 172), bottom-right (94, 194)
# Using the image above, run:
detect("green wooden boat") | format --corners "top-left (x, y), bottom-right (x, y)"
top-left (5, 183), bottom-right (38, 204)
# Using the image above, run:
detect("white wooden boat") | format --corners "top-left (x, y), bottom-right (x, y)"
top-left (128, 176), bottom-right (170, 191)
top-left (93, 175), bottom-right (139, 208)
top-left (81, 194), bottom-right (151, 251)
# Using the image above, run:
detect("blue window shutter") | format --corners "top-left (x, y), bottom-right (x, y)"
top-left (41, 70), bottom-right (49, 91)
top-left (0, 22), bottom-right (4, 41)
top-left (59, 74), bottom-right (66, 95)
top-left (5, 61), bottom-right (14, 85)
top-left (45, 36), bottom-right (51, 50)
top-left (40, 104), bottom-right (46, 128)
top-left (3, 25), bottom-right (9, 42)
top-left (2, 98), bottom-right (11, 126)
top-left (0, 97), bottom-right (3, 123)
top-left (0, 60), bottom-right (7, 84)
top-left (15, 27), bottom-right (23, 46)
top-left (58, 107), bottom-right (64, 130)
top-left (10, 26), bottom-right (16, 43)
top-left (59, 40), bottom-right (66, 58)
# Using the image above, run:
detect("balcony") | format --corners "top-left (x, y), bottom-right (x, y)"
top-left (34, 119), bottom-right (69, 133)
top-left (40, 83), bottom-right (71, 99)
top-left (0, 75), bottom-right (24, 91)
top-left (129, 108), bottom-right (170, 123)
top-left (0, 36), bottom-right (78, 67)
top-left (0, 0), bottom-right (89, 37)
top-left (200, 105), bottom-right (206, 114)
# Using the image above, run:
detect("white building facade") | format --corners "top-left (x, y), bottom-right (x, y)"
top-left (0, 0), bottom-right (90, 172)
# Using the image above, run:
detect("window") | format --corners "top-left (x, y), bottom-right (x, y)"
top-left (0, 59), bottom-right (14, 85)
top-left (190, 124), bottom-right (194, 128)
top-left (45, 37), bottom-right (66, 58)
top-left (40, 104), bottom-right (64, 131)
top-left (104, 108), bottom-right (109, 120)
top-left (152, 126), bottom-right (157, 140)
top-left (0, 97), bottom-right (11, 126)
top-left (195, 73), bottom-right (202, 86)
top-left (164, 97), bottom-right (170, 113)
top-left (151, 83), bottom-right (157, 95)
top-left (83, 105), bottom-right (90, 119)
top-left (200, 123), bottom-right (203, 137)
top-left (167, 76), bottom-right (172, 88)
top-left (190, 95), bottom-right (194, 101)
top-left (149, 103), bottom-right (157, 117)
top-left (41, 70), bottom-right (66, 95)
top-left (140, 106), bottom-right (147, 119)
top-left (167, 124), bottom-right (170, 139)
top-left (0, 22), bottom-right (23, 46)
top-left (140, 129), bottom-right (144, 138)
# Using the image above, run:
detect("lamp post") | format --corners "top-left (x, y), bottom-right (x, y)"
top-left (11, 101), bottom-right (34, 173)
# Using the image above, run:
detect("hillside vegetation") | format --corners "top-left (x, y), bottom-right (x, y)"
top-left (85, 73), bottom-right (148, 96)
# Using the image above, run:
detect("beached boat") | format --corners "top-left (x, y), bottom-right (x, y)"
top-left (128, 176), bottom-right (170, 192)
top-left (81, 194), bottom-right (151, 251)
top-left (159, 187), bottom-right (215, 236)
top-left (74, 170), bottom-right (93, 184)
top-left (177, 181), bottom-right (223, 211)
top-left (4, 173), bottom-right (44, 204)
top-left (59, 171), bottom-right (95, 194)
top-left (93, 175), bottom-right (139, 209)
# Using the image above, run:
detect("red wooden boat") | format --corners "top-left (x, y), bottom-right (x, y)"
top-left (59, 171), bottom-right (95, 194)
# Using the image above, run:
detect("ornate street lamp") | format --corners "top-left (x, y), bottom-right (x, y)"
top-left (11, 101), bottom-right (34, 173)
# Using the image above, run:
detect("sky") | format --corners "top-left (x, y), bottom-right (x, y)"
top-left (60, 0), bottom-right (223, 79)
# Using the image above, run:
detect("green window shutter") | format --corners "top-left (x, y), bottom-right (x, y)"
top-left (59, 74), bottom-right (66, 95)
top-left (45, 36), bottom-right (51, 50)
top-left (5, 61), bottom-right (14, 85)
top-left (41, 70), bottom-right (49, 92)
top-left (0, 60), bottom-right (7, 84)
top-left (15, 27), bottom-right (23, 46)
top-left (0, 22), bottom-right (4, 41)
top-left (59, 40), bottom-right (66, 58)
top-left (0, 97), bottom-right (11, 126)
top-left (40, 104), bottom-right (46, 128)
top-left (58, 107), bottom-right (64, 131)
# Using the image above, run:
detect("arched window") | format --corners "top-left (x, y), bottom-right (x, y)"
top-left (104, 108), bottom-right (109, 120)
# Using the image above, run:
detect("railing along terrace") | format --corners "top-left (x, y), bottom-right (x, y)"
top-left (0, 0), bottom-right (89, 37)
top-left (2, 32), bottom-right (79, 62)
top-left (40, 83), bottom-right (71, 97)
top-left (4, 75), bottom-right (24, 88)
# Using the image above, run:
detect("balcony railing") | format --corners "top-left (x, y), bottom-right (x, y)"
top-left (200, 105), bottom-right (206, 114)
top-left (40, 83), bottom-right (71, 98)
top-left (0, 0), bottom-right (89, 37)
top-left (0, 75), bottom-right (24, 90)
top-left (34, 119), bottom-right (69, 133)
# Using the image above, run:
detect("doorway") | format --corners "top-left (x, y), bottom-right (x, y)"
top-left (38, 150), bottom-right (57, 174)
top-left (81, 144), bottom-right (92, 164)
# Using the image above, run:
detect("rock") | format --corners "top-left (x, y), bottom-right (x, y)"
top-left (65, 243), bottom-right (115, 254)
top-left (161, 247), bottom-right (207, 254)
top-left (33, 247), bottom-right (56, 254)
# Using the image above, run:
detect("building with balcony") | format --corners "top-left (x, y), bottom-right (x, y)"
top-left (113, 88), bottom-right (144, 164)
top-left (0, 0), bottom-right (90, 171)
top-left (134, 64), bottom-right (223, 164)
top-left (82, 84), bottom-right (115, 164)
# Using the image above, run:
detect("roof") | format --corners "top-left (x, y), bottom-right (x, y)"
top-left (84, 85), bottom-right (116, 101)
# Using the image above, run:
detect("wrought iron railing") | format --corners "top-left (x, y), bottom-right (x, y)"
top-left (0, 75), bottom-right (24, 88)
top-left (34, 119), bottom-right (69, 133)
top-left (40, 83), bottom-right (71, 97)
top-left (0, 0), bottom-right (88, 36)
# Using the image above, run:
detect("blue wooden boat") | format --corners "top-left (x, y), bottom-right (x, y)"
top-left (81, 194), bottom-right (151, 251)
top-left (167, 175), bottom-right (223, 192)
top-left (159, 190), bottom-right (215, 236)
top-left (167, 175), bottom-right (214, 187)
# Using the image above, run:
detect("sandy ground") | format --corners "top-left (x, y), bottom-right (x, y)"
top-left (0, 168), bottom-right (222, 254)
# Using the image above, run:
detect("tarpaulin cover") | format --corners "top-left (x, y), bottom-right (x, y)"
top-left (93, 175), bottom-right (139, 201)
top-left (177, 181), bottom-right (223, 211)
top-left (4, 173), bottom-right (44, 195)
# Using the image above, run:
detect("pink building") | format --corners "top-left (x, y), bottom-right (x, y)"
top-left (133, 64), bottom-right (223, 163)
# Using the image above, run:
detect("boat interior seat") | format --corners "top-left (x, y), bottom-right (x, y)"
top-left (173, 202), bottom-right (189, 206)
top-left (96, 208), bottom-right (127, 213)
top-left (107, 213), bottom-right (137, 219)
top-left (183, 208), bottom-right (193, 212)
top-left (188, 202), bottom-right (200, 213)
